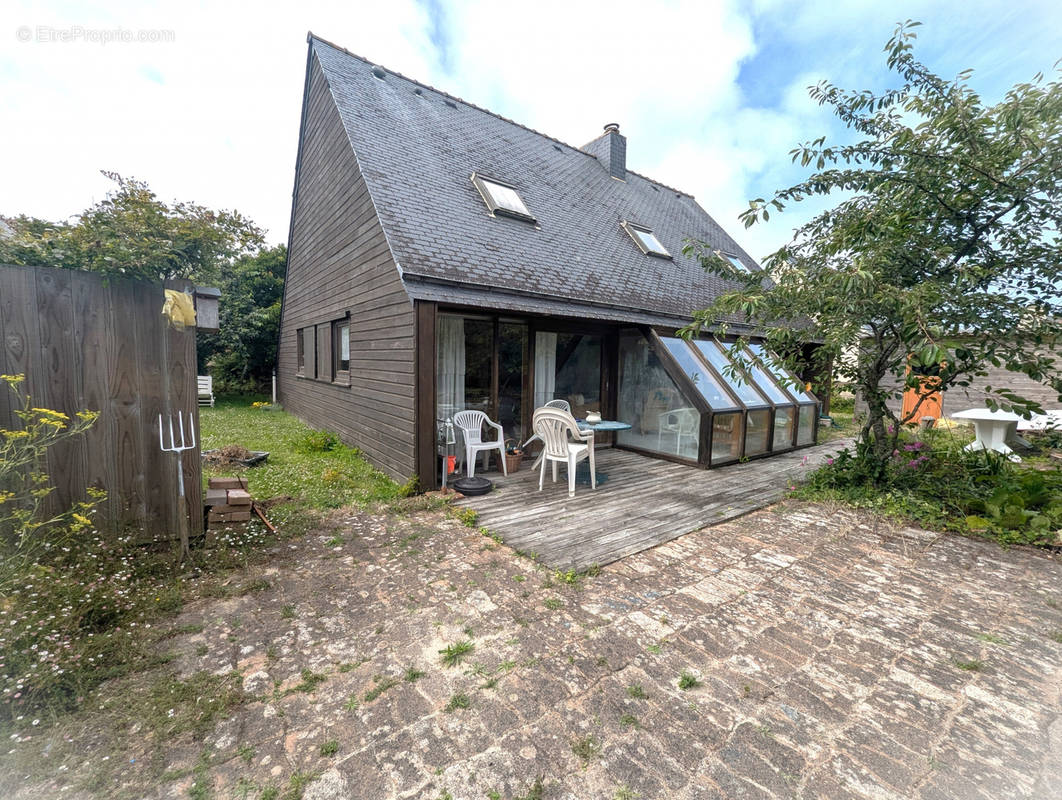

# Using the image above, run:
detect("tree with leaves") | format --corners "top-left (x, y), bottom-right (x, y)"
top-left (686, 21), bottom-right (1062, 482)
top-left (197, 244), bottom-right (287, 394)
top-left (0, 171), bottom-right (263, 283)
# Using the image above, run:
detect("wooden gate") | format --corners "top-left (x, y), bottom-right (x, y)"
top-left (0, 264), bottom-right (203, 540)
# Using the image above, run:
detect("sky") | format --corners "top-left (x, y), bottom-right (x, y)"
top-left (1, 0), bottom-right (1060, 261)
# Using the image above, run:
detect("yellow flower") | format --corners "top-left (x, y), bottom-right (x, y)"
top-left (32, 407), bottom-right (69, 421)
top-left (72, 513), bottom-right (92, 526)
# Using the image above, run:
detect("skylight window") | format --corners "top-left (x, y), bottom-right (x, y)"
top-left (622, 221), bottom-right (671, 258)
top-left (471, 173), bottom-right (535, 222)
top-left (722, 252), bottom-right (748, 271)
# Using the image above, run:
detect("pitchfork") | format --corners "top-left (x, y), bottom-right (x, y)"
top-left (159, 410), bottom-right (196, 561)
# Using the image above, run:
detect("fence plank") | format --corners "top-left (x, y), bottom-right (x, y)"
top-left (0, 266), bottom-right (42, 399)
top-left (164, 282), bottom-right (203, 537)
top-left (74, 272), bottom-right (120, 531)
top-left (108, 277), bottom-right (147, 528)
top-left (36, 268), bottom-right (85, 510)
top-left (134, 282), bottom-right (167, 539)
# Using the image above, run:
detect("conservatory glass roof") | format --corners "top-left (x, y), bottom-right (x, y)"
top-left (660, 337), bottom-right (739, 411)
top-left (691, 339), bottom-right (770, 408)
top-left (746, 343), bottom-right (815, 403)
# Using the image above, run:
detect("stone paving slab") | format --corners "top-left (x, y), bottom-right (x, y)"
top-left (6, 502), bottom-right (1062, 799)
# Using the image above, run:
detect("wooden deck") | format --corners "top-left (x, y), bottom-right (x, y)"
top-left (455, 440), bottom-right (852, 571)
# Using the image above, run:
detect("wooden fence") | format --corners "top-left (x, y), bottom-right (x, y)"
top-left (0, 264), bottom-right (203, 540)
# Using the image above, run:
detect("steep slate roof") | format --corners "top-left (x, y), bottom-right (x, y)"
top-left (310, 35), bottom-right (760, 329)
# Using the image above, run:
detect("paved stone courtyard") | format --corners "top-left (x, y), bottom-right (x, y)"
top-left (9, 502), bottom-right (1062, 799)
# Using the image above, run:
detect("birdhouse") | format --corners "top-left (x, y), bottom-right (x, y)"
top-left (193, 286), bottom-right (221, 331)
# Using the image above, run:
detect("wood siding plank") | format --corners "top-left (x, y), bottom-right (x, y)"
top-left (277, 54), bottom-right (416, 481)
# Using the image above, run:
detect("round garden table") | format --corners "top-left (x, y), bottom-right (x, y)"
top-left (574, 419), bottom-right (632, 485)
top-left (951, 408), bottom-right (1026, 462)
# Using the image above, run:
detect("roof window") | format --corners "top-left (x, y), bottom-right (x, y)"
top-left (722, 252), bottom-right (748, 271)
top-left (621, 221), bottom-right (670, 258)
top-left (471, 174), bottom-right (535, 222)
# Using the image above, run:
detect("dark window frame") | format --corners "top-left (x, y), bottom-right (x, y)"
top-left (296, 327), bottom-right (306, 376)
top-left (332, 317), bottom-right (351, 385)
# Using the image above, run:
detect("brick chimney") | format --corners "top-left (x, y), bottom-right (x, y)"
top-left (582, 123), bottom-right (626, 180)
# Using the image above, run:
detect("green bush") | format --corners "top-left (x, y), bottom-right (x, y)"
top-left (297, 430), bottom-right (342, 453)
top-left (795, 427), bottom-right (1062, 546)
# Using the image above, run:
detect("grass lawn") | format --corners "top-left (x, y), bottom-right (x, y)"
top-left (200, 397), bottom-right (411, 511)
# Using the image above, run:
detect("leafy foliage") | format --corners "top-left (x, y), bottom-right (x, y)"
top-left (685, 22), bottom-right (1062, 481)
top-left (0, 374), bottom-right (102, 588)
top-left (197, 244), bottom-right (287, 394)
top-left (0, 172), bottom-right (263, 283)
top-left (795, 427), bottom-right (1062, 546)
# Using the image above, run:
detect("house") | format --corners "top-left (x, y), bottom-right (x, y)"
top-left (277, 34), bottom-right (820, 491)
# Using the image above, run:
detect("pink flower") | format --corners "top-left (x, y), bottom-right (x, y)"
top-left (826, 457), bottom-right (834, 465)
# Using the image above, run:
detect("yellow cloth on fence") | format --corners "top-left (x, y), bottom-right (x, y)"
top-left (161, 289), bottom-right (197, 329)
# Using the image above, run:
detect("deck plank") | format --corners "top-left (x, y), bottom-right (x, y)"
top-left (456, 440), bottom-right (852, 570)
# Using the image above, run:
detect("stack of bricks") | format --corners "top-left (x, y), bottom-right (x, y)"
top-left (206, 476), bottom-right (253, 527)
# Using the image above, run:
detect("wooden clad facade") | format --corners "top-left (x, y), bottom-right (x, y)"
top-left (0, 264), bottom-right (202, 539)
top-left (276, 55), bottom-right (417, 481)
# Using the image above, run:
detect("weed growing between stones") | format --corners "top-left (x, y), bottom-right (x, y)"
top-left (571, 734), bottom-right (600, 766)
top-left (319, 739), bottom-right (339, 757)
top-left (439, 639), bottom-right (474, 667)
top-left (678, 670), bottom-right (702, 690)
top-left (445, 693), bottom-right (471, 712)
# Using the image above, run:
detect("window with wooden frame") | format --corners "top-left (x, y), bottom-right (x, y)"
top-left (296, 327), bottom-right (305, 375)
top-left (332, 318), bottom-right (350, 384)
top-left (301, 327), bottom-right (317, 379)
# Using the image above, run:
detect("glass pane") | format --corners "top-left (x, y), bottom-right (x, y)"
top-left (616, 330), bottom-right (700, 460)
top-left (747, 343), bottom-right (813, 402)
top-left (660, 338), bottom-right (737, 410)
top-left (535, 332), bottom-right (601, 419)
top-left (634, 228), bottom-right (668, 255)
top-left (724, 253), bottom-right (747, 271)
top-left (436, 315), bottom-right (492, 422)
top-left (732, 346), bottom-right (791, 404)
top-left (745, 408), bottom-right (771, 456)
top-left (498, 322), bottom-right (527, 445)
top-left (711, 412), bottom-right (743, 464)
top-left (773, 407), bottom-right (795, 450)
top-left (338, 324), bottom-right (350, 371)
top-left (484, 180), bottom-right (530, 216)
top-left (798, 404), bottom-right (818, 446)
top-left (693, 340), bottom-right (769, 408)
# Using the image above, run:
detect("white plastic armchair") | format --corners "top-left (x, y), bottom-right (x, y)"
top-left (452, 410), bottom-right (507, 478)
top-left (658, 407), bottom-right (698, 455)
top-left (532, 407), bottom-right (595, 498)
top-left (521, 399), bottom-right (571, 451)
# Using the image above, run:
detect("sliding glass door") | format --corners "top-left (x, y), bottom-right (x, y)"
top-left (534, 332), bottom-right (603, 419)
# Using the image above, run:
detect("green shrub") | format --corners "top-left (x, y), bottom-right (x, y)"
top-left (795, 426), bottom-right (1062, 546)
top-left (298, 430), bottom-right (342, 453)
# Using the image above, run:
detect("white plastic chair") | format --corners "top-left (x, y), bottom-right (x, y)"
top-left (521, 399), bottom-right (571, 451)
top-left (532, 407), bottom-right (595, 498)
top-left (453, 410), bottom-right (507, 478)
top-left (658, 407), bottom-right (698, 455)
top-left (197, 375), bottom-right (215, 407)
